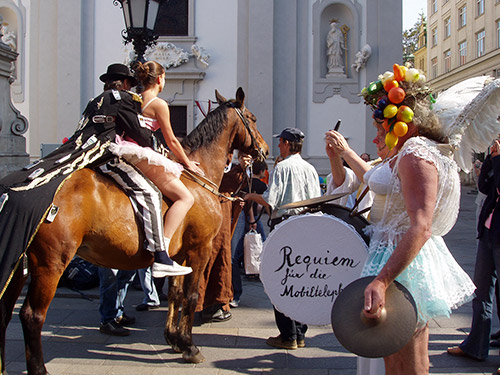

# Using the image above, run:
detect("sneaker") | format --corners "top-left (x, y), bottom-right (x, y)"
top-left (115, 313), bottom-right (136, 326)
top-left (297, 339), bottom-right (306, 348)
top-left (266, 335), bottom-right (298, 350)
top-left (135, 303), bottom-right (160, 312)
top-left (229, 299), bottom-right (240, 308)
top-left (99, 321), bottom-right (130, 336)
top-left (152, 261), bottom-right (192, 278)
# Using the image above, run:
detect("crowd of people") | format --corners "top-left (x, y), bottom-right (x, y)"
top-left (58, 60), bottom-right (500, 375)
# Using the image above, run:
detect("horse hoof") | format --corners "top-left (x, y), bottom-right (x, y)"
top-left (183, 350), bottom-right (205, 364)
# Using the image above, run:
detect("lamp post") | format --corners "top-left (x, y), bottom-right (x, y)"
top-left (114, 0), bottom-right (163, 63)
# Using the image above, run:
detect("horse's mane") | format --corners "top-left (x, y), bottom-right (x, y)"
top-left (181, 101), bottom-right (239, 152)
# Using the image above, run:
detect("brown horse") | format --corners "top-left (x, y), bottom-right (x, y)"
top-left (0, 88), bottom-right (268, 375)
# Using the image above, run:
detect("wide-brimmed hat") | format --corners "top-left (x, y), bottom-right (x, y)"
top-left (273, 127), bottom-right (305, 142)
top-left (99, 63), bottom-right (138, 87)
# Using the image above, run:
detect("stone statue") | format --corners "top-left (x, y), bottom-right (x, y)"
top-left (351, 44), bottom-right (372, 72)
top-left (326, 20), bottom-right (345, 77)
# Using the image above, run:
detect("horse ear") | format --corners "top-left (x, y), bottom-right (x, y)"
top-left (215, 90), bottom-right (227, 105)
top-left (236, 87), bottom-right (245, 106)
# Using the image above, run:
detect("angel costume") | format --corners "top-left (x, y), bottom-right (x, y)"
top-left (361, 136), bottom-right (475, 324)
top-left (109, 97), bottom-right (183, 180)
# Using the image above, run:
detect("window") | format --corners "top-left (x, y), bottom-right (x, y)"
top-left (419, 58), bottom-right (425, 71)
top-left (497, 20), bottom-right (500, 48)
top-left (419, 33), bottom-right (427, 49)
top-left (477, 0), bottom-right (484, 16)
top-left (477, 30), bottom-right (485, 57)
top-left (459, 5), bottom-right (467, 28)
top-left (155, 0), bottom-right (188, 36)
top-left (459, 40), bottom-right (467, 65)
top-left (444, 50), bottom-right (451, 72)
top-left (432, 0), bottom-right (438, 14)
top-left (169, 106), bottom-right (187, 138)
top-left (431, 57), bottom-right (438, 78)
top-left (444, 17), bottom-right (451, 38)
top-left (432, 27), bottom-right (438, 47)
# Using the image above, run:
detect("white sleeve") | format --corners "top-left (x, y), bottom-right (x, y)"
top-left (325, 167), bottom-right (361, 195)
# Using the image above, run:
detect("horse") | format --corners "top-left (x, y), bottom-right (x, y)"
top-left (0, 87), bottom-right (269, 375)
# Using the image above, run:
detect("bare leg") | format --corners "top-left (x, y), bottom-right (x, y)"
top-left (135, 161), bottom-right (194, 240)
top-left (160, 178), bottom-right (194, 239)
top-left (384, 323), bottom-right (429, 375)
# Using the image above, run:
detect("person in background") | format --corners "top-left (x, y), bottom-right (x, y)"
top-left (360, 153), bottom-right (371, 162)
top-left (245, 127), bottom-right (321, 350)
top-left (448, 135), bottom-right (500, 364)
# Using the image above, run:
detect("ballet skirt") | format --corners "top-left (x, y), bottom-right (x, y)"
top-left (360, 136), bottom-right (475, 323)
top-left (109, 98), bottom-right (183, 178)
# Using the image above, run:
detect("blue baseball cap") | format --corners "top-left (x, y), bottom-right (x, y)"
top-left (273, 127), bottom-right (305, 142)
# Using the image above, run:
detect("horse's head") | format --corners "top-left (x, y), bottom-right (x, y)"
top-left (215, 88), bottom-right (269, 162)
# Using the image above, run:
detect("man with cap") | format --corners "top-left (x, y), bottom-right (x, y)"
top-left (245, 127), bottom-right (321, 349)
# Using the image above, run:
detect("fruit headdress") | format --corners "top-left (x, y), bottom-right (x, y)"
top-left (361, 63), bottom-right (432, 150)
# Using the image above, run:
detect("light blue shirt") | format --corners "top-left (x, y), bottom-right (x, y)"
top-left (263, 153), bottom-right (321, 219)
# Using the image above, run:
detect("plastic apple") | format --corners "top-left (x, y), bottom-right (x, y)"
top-left (396, 106), bottom-right (414, 123)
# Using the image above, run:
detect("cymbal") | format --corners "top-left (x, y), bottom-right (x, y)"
top-left (279, 192), bottom-right (348, 210)
top-left (331, 276), bottom-right (417, 358)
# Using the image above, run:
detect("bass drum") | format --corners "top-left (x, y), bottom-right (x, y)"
top-left (260, 205), bottom-right (370, 325)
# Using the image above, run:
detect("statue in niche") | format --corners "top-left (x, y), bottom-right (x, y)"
top-left (352, 44), bottom-right (372, 72)
top-left (326, 20), bottom-right (347, 78)
top-left (0, 17), bottom-right (17, 83)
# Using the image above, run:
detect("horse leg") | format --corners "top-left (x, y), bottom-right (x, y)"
top-left (20, 250), bottom-right (72, 375)
top-left (165, 276), bottom-right (182, 353)
top-left (0, 264), bottom-right (28, 375)
top-left (178, 273), bottom-right (204, 364)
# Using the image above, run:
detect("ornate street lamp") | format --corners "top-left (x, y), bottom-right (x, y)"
top-left (114, 0), bottom-right (163, 63)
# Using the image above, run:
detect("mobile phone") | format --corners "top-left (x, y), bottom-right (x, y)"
top-left (334, 119), bottom-right (341, 131)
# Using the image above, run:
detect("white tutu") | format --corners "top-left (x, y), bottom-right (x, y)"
top-left (109, 141), bottom-right (183, 178)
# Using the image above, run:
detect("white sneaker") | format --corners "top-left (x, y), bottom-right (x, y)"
top-left (152, 261), bottom-right (193, 277)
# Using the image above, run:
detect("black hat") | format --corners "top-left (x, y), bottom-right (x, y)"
top-left (99, 63), bottom-right (138, 87)
top-left (273, 127), bottom-right (305, 142)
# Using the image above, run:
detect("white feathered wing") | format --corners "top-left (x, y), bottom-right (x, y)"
top-left (434, 76), bottom-right (500, 172)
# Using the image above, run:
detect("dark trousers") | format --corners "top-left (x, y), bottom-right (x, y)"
top-left (270, 215), bottom-right (307, 341)
top-left (273, 307), bottom-right (307, 341)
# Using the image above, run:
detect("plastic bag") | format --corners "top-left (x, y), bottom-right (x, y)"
top-left (243, 229), bottom-right (263, 274)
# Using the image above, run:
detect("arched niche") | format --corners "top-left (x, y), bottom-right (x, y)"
top-left (0, 0), bottom-right (26, 103)
top-left (313, 0), bottom-right (362, 103)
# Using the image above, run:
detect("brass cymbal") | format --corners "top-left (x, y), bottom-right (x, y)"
top-left (331, 276), bottom-right (417, 358)
top-left (279, 192), bottom-right (348, 210)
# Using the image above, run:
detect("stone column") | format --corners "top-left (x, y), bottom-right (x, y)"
top-left (0, 16), bottom-right (28, 179)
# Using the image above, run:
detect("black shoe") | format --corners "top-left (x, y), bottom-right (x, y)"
top-left (135, 303), bottom-right (160, 311)
top-left (202, 308), bottom-right (232, 323)
top-left (491, 330), bottom-right (500, 340)
top-left (99, 321), bottom-right (130, 336)
top-left (115, 313), bottom-right (136, 326)
top-left (491, 339), bottom-right (500, 347)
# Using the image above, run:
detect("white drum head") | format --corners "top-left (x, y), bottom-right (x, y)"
top-left (260, 212), bottom-right (368, 325)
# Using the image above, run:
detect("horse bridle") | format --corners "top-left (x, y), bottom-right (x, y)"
top-left (231, 105), bottom-right (266, 162)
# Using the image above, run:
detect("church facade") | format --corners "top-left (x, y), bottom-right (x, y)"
top-left (1, 0), bottom-right (402, 175)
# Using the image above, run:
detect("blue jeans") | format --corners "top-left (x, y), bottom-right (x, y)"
top-left (137, 266), bottom-right (160, 306)
top-left (98, 267), bottom-right (136, 324)
top-left (460, 229), bottom-right (500, 360)
top-left (231, 211), bottom-right (267, 301)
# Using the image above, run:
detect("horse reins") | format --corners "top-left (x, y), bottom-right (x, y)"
top-left (182, 168), bottom-right (240, 202)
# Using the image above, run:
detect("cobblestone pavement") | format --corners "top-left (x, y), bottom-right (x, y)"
top-left (4, 186), bottom-right (499, 374)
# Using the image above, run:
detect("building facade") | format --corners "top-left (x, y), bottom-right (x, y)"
top-left (0, 0), bottom-right (402, 175)
top-left (427, 0), bottom-right (500, 92)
